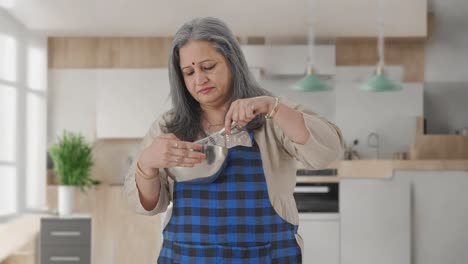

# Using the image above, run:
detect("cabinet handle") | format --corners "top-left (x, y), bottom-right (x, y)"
top-left (50, 256), bottom-right (80, 262)
top-left (294, 186), bottom-right (330, 193)
top-left (50, 231), bottom-right (81, 237)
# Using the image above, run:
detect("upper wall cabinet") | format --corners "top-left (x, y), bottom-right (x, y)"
top-left (96, 69), bottom-right (172, 138)
top-left (241, 45), bottom-right (335, 77)
top-left (312, 0), bottom-right (427, 38)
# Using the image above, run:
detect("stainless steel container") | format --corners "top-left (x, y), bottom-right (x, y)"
top-left (166, 144), bottom-right (228, 183)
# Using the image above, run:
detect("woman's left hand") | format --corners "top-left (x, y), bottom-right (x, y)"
top-left (224, 96), bottom-right (275, 134)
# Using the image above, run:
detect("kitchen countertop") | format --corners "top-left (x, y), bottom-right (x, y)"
top-left (297, 160), bottom-right (468, 182)
top-left (0, 214), bottom-right (42, 261)
top-left (56, 161), bottom-right (468, 186)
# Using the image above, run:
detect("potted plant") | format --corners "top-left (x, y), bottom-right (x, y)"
top-left (49, 131), bottom-right (100, 216)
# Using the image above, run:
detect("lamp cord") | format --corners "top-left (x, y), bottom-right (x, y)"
top-left (307, 0), bottom-right (316, 69)
top-left (378, 0), bottom-right (385, 69)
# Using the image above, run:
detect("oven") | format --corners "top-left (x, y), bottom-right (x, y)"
top-left (294, 169), bottom-right (339, 213)
top-left (294, 182), bottom-right (339, 213)
top-left (294, 169), bottom-right (340, 263)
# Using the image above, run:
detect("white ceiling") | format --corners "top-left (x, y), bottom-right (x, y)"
top-left (2, 0), bottom-right (427, 37)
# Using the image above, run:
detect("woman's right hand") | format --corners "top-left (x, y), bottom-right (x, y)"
top-left (138, 133), bottom-right (206, 172)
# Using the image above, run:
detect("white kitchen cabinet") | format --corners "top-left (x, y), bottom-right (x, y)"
top-left (340, 177), bottom-right (411, 264)
top-left (298, 213), bottom-right (340, 264)
top-left (96, 69), bottom-right (172, 138)
top-left (395, 170), bottom-right (468, 264)
top-left (48, 70), bottom-right (98, 142)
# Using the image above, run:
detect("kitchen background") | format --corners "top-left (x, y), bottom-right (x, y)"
top-left (1, 0), bottom-right (468, 264)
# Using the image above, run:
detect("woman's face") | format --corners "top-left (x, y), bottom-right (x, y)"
top-left (179, 40), bottom-right (233, 109)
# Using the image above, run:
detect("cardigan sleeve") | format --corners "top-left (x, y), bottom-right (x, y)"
top-left (271, 99), bottom-right (344, 169)
top-left (123, 116), bottom-right (171, 216)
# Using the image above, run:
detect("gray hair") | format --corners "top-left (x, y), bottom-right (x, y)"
top-left (164, 17), bottom-right (272, 141)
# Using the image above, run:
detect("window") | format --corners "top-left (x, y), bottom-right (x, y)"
top-left (25, 92), bottom-right (47, 209)
top-left (0, 167), bottom-right (17, 215)
top-left (0, 33), bottom-right (18, 218)
top-left (0, 85), bottom-right (17, 216)
top-left (0, 84), bottom-right (16, 162)
top-left (27, 46), bottom-right (46, 92)
top-left (0, 20), bottom-right (47, 219)
top-left (0, 33), bottom-right (16, 82)
top-left (0, 0), bottom-right (15, 9)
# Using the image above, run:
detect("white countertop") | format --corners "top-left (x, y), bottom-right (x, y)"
top-left (298, 213), bottom-right (340, 221)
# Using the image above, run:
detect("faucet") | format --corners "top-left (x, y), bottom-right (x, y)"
top-left (367, 132), bottom-right (380, 159)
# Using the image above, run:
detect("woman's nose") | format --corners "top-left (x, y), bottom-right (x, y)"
top-left (195, 71), bottom-right (208, 85)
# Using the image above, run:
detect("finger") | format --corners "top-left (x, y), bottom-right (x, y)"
top-left (173, 141), bottom-right (203, 151)
top-left (166, 156), bottom-right (184, 166)
top-left (170, 148), bottom-right (206, 159)
top-left (238, 120), bottom-right (248, 127)
top-left (246, 104), bottom-right (255, 119)
top-left (236, 106), bottom-right (248, 126)
top-left (167, 140), bottom-right (198, 151)
top-left (232, 105), bottom-right (239, 124)
top-left (167, 156), bottom-right (202, 166)
top-left (169, 141), bottom-right (178, 149)
top-left (169, 156), bottom-right (204, 164)
top-left (167, 161), bottom-right (196, 168)
top-left (238, 102), bottom-right (246, 123)
top-left (224, 105), bottom-right (234, 135)
top-left (160, 133), bottom-right (180, 140)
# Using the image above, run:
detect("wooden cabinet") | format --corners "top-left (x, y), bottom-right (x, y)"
top-left (46, 186), bottom-right (162, 264)
top-left (298, 213), bottom-right (340, 264)
top-left (410, 116), bottom-right (468, 160)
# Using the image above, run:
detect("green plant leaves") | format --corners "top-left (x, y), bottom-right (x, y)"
top-left (49, 131), bottom-right (100, 190)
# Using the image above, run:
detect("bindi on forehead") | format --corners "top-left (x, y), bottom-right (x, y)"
top-left (182, 59), bottom-right (215, 69)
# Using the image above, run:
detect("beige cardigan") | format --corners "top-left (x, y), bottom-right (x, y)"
top-left (123, 100), bottom-right (344, 252)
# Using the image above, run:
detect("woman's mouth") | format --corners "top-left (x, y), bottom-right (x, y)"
top-left (198, 87), bottom-right (215, 94)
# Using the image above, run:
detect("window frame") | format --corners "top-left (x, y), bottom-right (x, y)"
top-left (0, 30), bottom-right (47, 222)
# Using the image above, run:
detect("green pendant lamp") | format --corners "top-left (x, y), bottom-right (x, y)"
top-left (361, 66), bottom-right (402, 92)
top-left (360, 0), bottom-right (402, 92)
top-left (292, 0), bottom-right (332, 92)
top-left (293, 66), bottom-right (332, 91)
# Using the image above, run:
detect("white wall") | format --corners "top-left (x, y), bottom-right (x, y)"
top-left (260, 77), bottom-right (335, 122)
top-left (425, 0), bottom-right (468, 82)
top-left (334, 66), bottom-right (423, 159)
top-left (261, 66), bottom-right (423, 160)
top-left (423, 82), bottom-right (468, 134)
top-left (423, 0), bottom-right (468, 134)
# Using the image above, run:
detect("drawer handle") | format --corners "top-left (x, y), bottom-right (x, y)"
top-left (50, 231), bottom-right (81, 237)
top-left (50, 256), bottom-right (80, 262)
top-left (294, 186), bottom-right (330, 193)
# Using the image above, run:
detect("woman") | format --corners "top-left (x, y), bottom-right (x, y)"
top-left (124, 17), bottom-right (343, 263)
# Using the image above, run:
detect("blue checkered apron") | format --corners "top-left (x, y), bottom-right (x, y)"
top-left (158, 131), bottom-right (301, 263)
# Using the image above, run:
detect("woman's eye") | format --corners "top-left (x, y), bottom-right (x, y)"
top-left (203, 65), bottom-right (215, 71)
top-left (184, 71), bottom-right (194, 76)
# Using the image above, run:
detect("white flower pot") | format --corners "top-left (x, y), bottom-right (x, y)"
top-left (58, 185), bottom-right (75, 216)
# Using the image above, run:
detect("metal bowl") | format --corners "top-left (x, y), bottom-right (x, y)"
top-left (166, 145), bottom-right (228, 184)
